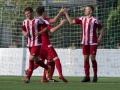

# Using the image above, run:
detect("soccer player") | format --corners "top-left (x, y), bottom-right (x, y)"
top-left (35, 6), bottom-right (68, 83)
top-left (21, 7), bottom-right (51, 83)
top-left (64, 5), bottom-right (104, 82)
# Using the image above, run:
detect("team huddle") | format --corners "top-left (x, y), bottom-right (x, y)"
top-left (21, 5), bottom-right (104, 83)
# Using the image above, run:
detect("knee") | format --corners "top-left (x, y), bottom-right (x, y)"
top-left (84, 56), bottom-right (89, 61)
top-left (90, 56), bottom-right (96, 61)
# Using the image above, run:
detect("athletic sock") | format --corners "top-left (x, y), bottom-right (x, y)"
top-left (48, 61), bottom-right (55, 79)
top-left (26, 60), bottom-right (34, 79)
top-left (42, 62), bottom-right (50, 80)
top-left (54, 59), bottom-right (63, 77)
top-left (84, 61), bottom-right (90, 78)
top-left (92, 60), bottom-right (97, 76)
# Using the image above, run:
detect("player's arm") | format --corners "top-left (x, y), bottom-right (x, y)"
top-left (49, 7), bottom-right (64, 23)
top-left (35, 25), bottom-right (48, 37)
top-left (64, 8), bottom-right (76, 24)
top-left (22, 31), bottom-right (29, 37)
top-left (22, 24), bottom-right (29, 37)
top-left (98, 27), bottom-right (104, 43)
top-left (50, 19), bottom-right (66, 33)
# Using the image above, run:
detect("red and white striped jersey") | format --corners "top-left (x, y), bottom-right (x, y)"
top-left (22, 17), bottom-right (45, 47)
top-left (75, 16), bottom-right (103, 45)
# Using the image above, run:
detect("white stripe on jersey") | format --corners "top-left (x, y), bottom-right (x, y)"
top-left (89, 18), bottom-right (95, 44)
top-left (81, 17), bottom-right (85, 44)
top-left (85, 18), bottom-right (89, 45)
top-left (22, 18), bottom-right (44, 47)
top-left (78, 16), bottom-right (100, 45)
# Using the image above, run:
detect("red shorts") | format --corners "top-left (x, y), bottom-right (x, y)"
top-left (29, 46), bottom-right (41, 57)
top-left (82, 45), bottom-right (98, 55)
top-left (39, 45), bottom-right (58, 61)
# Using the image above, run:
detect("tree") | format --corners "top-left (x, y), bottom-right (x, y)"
top-left (107, 0), bottom-right (120, 48)
top-left (0, 0), bottom-right (42, 47)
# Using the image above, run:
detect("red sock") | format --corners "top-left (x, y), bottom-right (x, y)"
top-left (48, 61), bottom-right (55, 79)
top-left (36, 60), bottom-right (48, 70)
top-left (42, 70), bottom-right (47, 80)
top-left (54, 59), bottom-right (63, 77)
top-left (92, 60), bottom-right (97, 76)
top-left (26, 60), bottom-right (34, 79)
top-left (34, 63), bottom-right (39, 69)
top-left (84, 61), bottom-right (90, 78)
top-left (42, 62), bottom-right (50, 80)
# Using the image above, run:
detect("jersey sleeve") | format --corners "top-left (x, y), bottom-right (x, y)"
top-left (22, 21), bottom-right (26, 31)
top-left (95, 19), bottom-right (103, 30)
top-left (48, 24), bottom-right (53, 31)
top-left (74, 17), bottom-right (82, 25)
top-left (45, 18), bottom-right (51, 22)
top-left (43, 19), bottom-right (53, 31)
top-left (39, 18), bottom-right (45, 24)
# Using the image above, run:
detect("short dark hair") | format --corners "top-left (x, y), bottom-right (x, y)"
top-left (24, 7), bottom-right (33, 12)
top-left (86, 5), bottom-right (94, 12)
top-left (36, 6), bottom-right (45, 16)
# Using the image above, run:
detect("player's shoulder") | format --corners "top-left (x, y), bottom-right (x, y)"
top-left (44, 17), bottom-right (51, 22)
top-left (92, 16), bottom-right (99, 20)
top-left (23, 18), bottom-right (28, 22)
top-left (22, 19), bottom-right (29, 24)
top-left (35, 17), bottom-right (45, 24)
top-left (44, 18), bottom-right (50, 24)
top-left (44, 17), bottom-right (51, 20)
top-left (34, 17), bottom-right (40, 21)
top-left (77, 16), bottom-right (85, 20)
top-left (92, 17), bottom-right (101, 23)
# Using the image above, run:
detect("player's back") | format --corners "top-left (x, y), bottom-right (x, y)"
top-left (40, 18), bottom-right (53, 46)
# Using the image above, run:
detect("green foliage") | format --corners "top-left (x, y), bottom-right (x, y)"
top-left (107, 9), bottom-right (120, 30)
top-left (0, 0), bottom-right (42, 47)
top-left (0, 0), bottom-right (42, 8)
top-left (106, 0), bottom-right (120, 48)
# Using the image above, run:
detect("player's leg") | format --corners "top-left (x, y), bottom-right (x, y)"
top-left (90, 45), bottom-right (98, 82)
top-left (33, 47), bottom-right (45, 70)
top-left (41, 60), bottom-right (58, 82)
top-left (32, 47), bottom-right (45, 70)
top-left (25, 47), bottom-right (49, 76)
top-left (22, 55), bottom-right (35, 83)
top-left (34, 57), bottom-right (51, 78)
top-left (22, 46), bottom-right (50, 83)
top-left (22, 47), bottom-right (35, 83)
top-left (47, 46), bottom-right (67, 82)
top-left (48, 60), bottom-right (55, 80)
top-left (46, 46), bottom-right (67, 82)
top-left (53, 56), bottom-right (68, 82)
top-left (81, 45), bottom-right (90, 82)
top-left (41, 46), bottom-right (58, 82)
top-left (25, 62), bottom-right (40, 75)
top-left (24, 56), bottom-right (51, 83)
top-left (41, 59), bottom-right (49, 82)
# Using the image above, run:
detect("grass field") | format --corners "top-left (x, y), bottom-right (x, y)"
top-left (0, 76), bottom-right (120, 90)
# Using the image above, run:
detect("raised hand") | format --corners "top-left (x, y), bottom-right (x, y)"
top-left (59, 7), bottom-right (65, 13)
top-left (60, 18), bottom-right (66, 25)
top-left (63, 8), bottom-right (67, 14)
